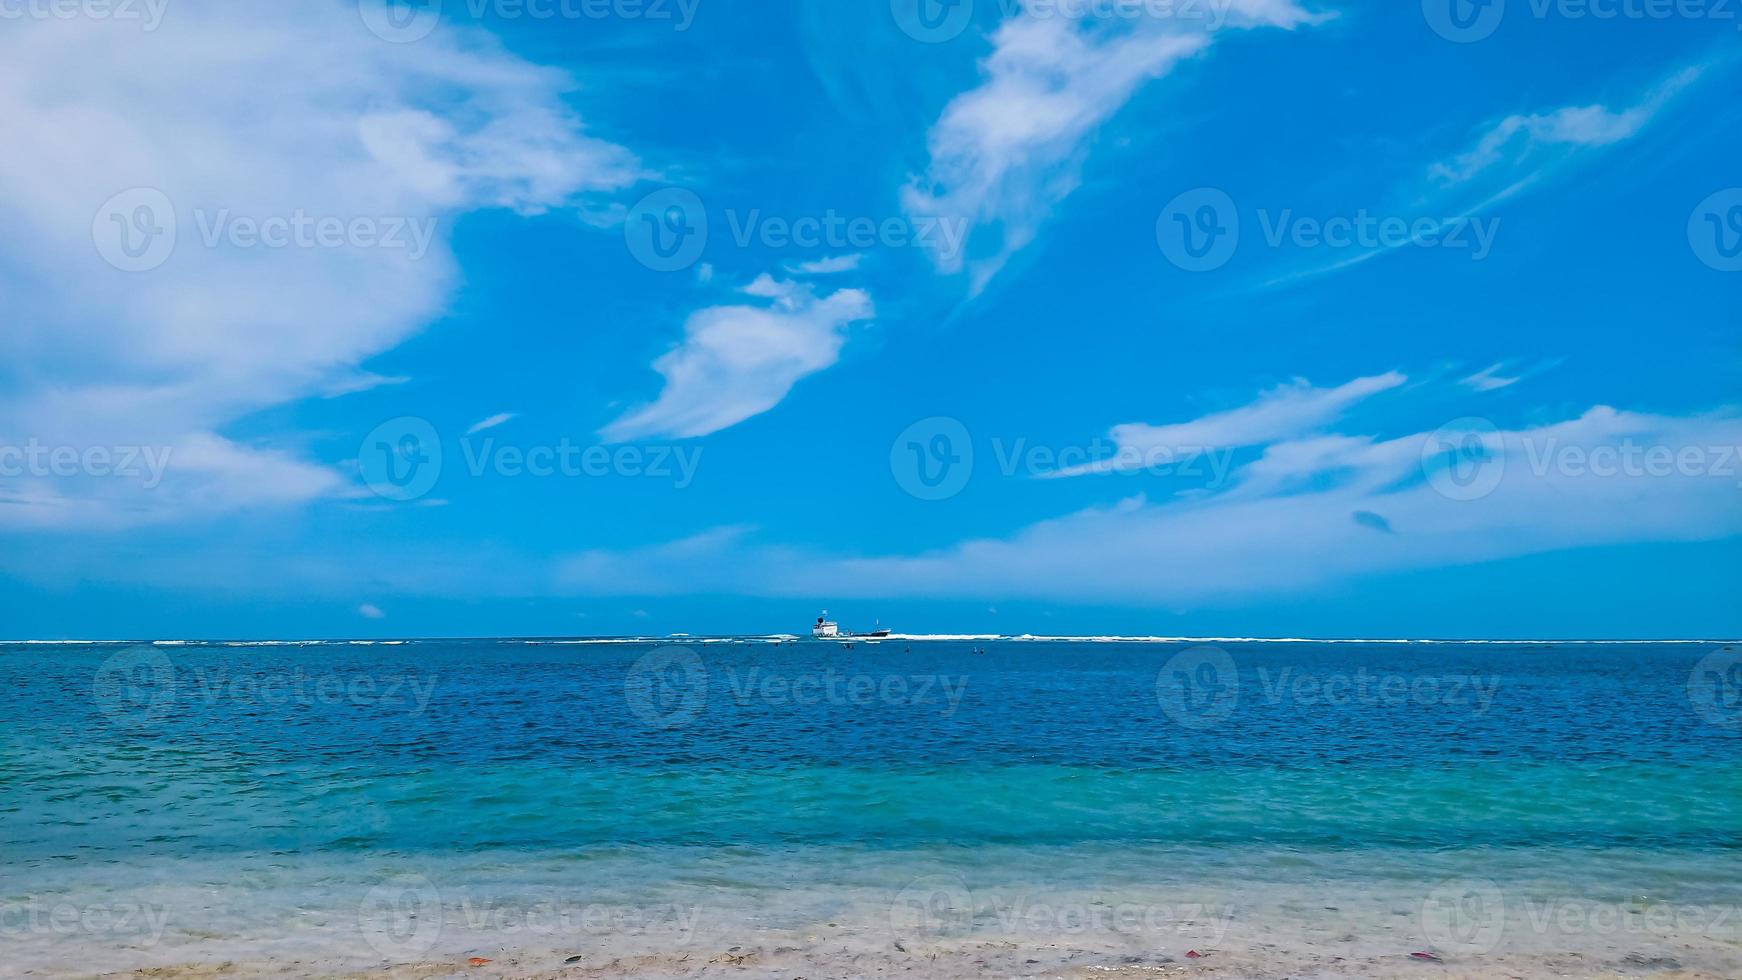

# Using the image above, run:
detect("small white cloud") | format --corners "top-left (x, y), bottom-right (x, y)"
top-left (320, 372), bottom-right (411, 398)
top-left (601, 278), bottom-right (874, 441)
top-left (358, 603), bottom-right (386, 620)
top-left (1460, 364), bottom-right (1521, 392)
top-left (467, 412), bottom-right (518, 435)
top-left (786, 253), bottom-right (863, 275)
top-left (695, 262), bottom-right (715, 284)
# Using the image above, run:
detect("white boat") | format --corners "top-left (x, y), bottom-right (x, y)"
top-left (811, 613), bottom-right (892, 639)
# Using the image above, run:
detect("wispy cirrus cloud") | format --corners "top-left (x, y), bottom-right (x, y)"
top-left (1460, 363), bottom-right (1521, 392)
top-left (467, 413), bottom-right (519, 436)
top-left (560, 377), bottom-right (1742, 605)
top-left (903, 0), bottom-right (1327, 293)
top-left (1045, 372), bottom-right (1405, 478)
top-left (1267, 62), bottom-right (1708, 287)
top-left (1429, 66), bottom-right (1701, 188)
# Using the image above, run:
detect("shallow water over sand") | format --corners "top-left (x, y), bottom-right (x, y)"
top-left (4, 639), bottom-right (1739, 976)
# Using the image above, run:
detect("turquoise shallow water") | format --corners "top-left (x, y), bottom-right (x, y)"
top-left (3, 639), bottom-right (1740, 970)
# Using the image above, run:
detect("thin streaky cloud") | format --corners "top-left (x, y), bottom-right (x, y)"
top-left (1264, 62), bottom-right (1706, 289)
top-left (1045, 372), bottom-right (1406, 478)
top-left (467, 412), bottom-right (519, 435)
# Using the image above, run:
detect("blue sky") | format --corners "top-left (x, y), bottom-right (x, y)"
top-left (0, 0), bottom-right (1737, 639)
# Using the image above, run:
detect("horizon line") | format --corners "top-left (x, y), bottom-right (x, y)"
top-left (4, 634), bottom-right (1737, 646)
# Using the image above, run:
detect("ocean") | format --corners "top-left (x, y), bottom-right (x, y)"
top-left (4, 638), bottom-right (1740, 976)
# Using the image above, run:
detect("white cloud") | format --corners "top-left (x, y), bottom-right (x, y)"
top-left (1266, 64), bottom-right (1706, 288)
top-left (358, 603), bottom-right (386, 620)
top-left (600, 276), bottom-right (874, 441)
top-left (467, 413), bottom-right (519, 435)
top-left (0, 1), bottom-right (640, 528)
top-left (786, 253), bottom-right (864, 275)
top-left (903, 0), bottom-right (1324, 292)
top-left (1460, 363), bottom-right (1521, 392)
top-left (1047, 372), bottom-right (1405, 477)
top-left (1429, 66), bottom-right (1700, 187)
top-left (560, 388), bottom-right (1742, 606)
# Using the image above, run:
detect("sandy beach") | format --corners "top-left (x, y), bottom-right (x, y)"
top-left (22, 867), bottom-right (1742, 980)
